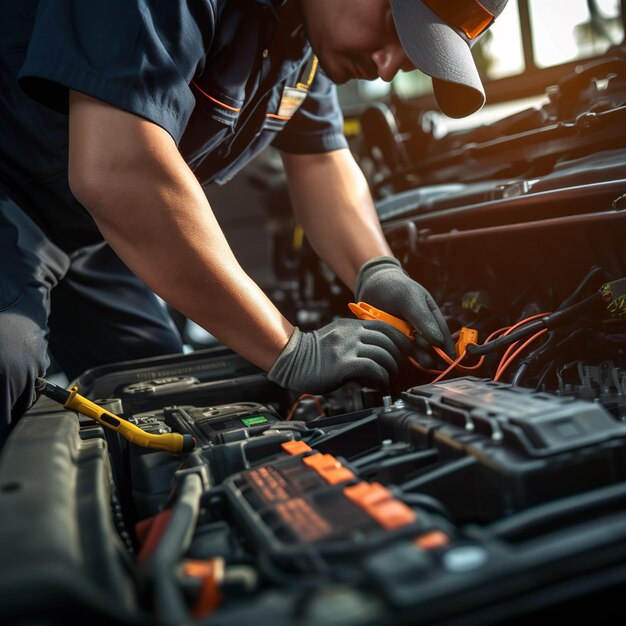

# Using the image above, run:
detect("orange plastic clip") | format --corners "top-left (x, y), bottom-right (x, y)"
top-left (302, 453), bottom-right (355, 485)
top-left (281, 440), bottom-right (312, 456)
top-left (455, 327), bottom-right (479, 356)
top-left (343, 482), bottom-right (417, 530)
top-left (348, 302), bottom-right (414, 339)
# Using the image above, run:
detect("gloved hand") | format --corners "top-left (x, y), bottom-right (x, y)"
top-left (355, 256), bottom-right (455, 367)
top-left (267, 318), bottom-right (413, 394)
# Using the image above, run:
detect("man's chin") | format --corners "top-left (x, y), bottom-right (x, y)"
top-left (317, 59), bottom-right (352, 84)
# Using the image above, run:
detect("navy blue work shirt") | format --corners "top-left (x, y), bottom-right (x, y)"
top-left (0, 0), bottom-right (347, 251)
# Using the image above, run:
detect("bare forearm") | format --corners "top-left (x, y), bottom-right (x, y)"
top-left (281, 149), bottom-right (392, 290)
top-left (69, 92), bottom-right (292, 371)
top-left (91, 178), bottom-right (291, 371)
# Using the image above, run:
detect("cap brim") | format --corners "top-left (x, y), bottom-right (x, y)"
top-left (391, 0), bottom-right (485, 118)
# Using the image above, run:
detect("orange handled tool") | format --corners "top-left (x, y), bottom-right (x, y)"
top-left (349, 302), bottom-right (477, 363)
top-left (348, 302), bottom-right (415, 339)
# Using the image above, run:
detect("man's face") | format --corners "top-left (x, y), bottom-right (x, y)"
top-left (298, 0), bottom-right (413, 84)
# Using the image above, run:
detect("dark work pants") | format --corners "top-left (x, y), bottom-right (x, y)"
top-left (0, 194), bottom-right (184, 435)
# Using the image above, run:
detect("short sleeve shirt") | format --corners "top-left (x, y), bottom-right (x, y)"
top-left (0, 0), bottom-right (347, 249)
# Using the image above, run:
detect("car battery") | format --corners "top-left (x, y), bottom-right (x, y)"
top-left (130, 402), bottom-right (280, 446)
top-left (111, 373), bottom-right (289, 414)
top-left (76, 346), bottom-right (260, 399)
top-left (119, 376), bottom-right (201, 397)
top-left (376, 377), bottom-right (626, 522)
top-left (173, 402), bottom-right (281, 445)
top-left (127, 401), bottom-right (284, 518)
top-left (71, 347), bottom-right (290, 414)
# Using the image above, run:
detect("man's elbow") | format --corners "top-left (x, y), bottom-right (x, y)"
top-left (67, 153), bottom-right (132, 228)
top-left (68, 156), bottom-right (110, 214)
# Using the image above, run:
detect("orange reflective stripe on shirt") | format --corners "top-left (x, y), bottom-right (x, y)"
top-left (191, 81), bottom-right (241, 112)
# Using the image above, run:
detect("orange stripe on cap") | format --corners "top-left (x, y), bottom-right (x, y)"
top-left (422, 0), bottom-right (494, 39)
top-left (191, 81), bottom-right (241, 112)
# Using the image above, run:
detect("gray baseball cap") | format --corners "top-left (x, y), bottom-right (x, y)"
top-left (391, 0), bottom-right (510, 118)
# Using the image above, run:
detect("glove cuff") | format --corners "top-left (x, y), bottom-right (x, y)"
top-left (267, 327), bottom-right (306, 389)
top-left (354, 256), bottom-right (403, 299)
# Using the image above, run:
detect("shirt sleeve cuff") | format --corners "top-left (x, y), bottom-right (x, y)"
top-left (18, 55), bottom-right (192, 145)
top-left (272, 129), bottom-right (348, 155)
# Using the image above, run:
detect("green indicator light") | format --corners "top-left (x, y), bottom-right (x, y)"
top-left (241, 415), bottom-right (269, 427)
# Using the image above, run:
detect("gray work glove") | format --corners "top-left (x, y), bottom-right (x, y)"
top-left (355, 256), bottom-right (455, 367)
top-left (267, 318), bottom-right (413, 394)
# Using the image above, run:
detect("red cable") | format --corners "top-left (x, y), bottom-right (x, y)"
top-left (494, 328), bottom-right (549, 382)
top-left (285, 393), bottom-right (324, 421)
top-left (497, 339), bottom-right (521, 374)
top-left (494, 312), bottom-right (552, 379)
top-left (431, 351), bottom-right (468, 383)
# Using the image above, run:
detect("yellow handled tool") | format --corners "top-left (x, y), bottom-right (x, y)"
top-left (35, 378), bottom-right (195, 454)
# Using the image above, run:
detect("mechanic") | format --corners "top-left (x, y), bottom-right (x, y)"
top-left (0, 0), bottom-right (508, 438)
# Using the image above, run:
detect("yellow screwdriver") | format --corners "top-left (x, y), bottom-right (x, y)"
top-left (35, 377), bottom-right (195, 454)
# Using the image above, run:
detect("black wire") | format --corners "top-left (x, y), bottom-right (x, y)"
top-left (256, 551), bottom-right (303, 585)
top-left (467, 318), bottom-right (545, 356)
top-left (302, 428), bottom-right (326, 442)
top-left (398, 492), bottom-right (453, 520)
top-left (511, 363), bottom-right (528, 387)
top-left (535, 359), bottom-right (557, 391)
top-left (512, 325), bottom-right (591, 387)
top-left (506, 268), bottom-right (612, 387)
top-left (256, 548), bottom-right (345, 589)
top-left (511, 330), bottom-right (557, 386)
top-left (556, 266), bottom-right (606, 312)
top-left (468, 292), bottom-right (602, 357)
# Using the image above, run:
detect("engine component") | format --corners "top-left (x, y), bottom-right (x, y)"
top-left (121, 376), bottom-right (201, 396)
top-left (380, 377), bottom-right (626, 522)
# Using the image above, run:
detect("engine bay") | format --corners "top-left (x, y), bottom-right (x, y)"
top-left (1, 45), bottom-right (625, 626)
top-left (2, 345), bottom-right (626, 625)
